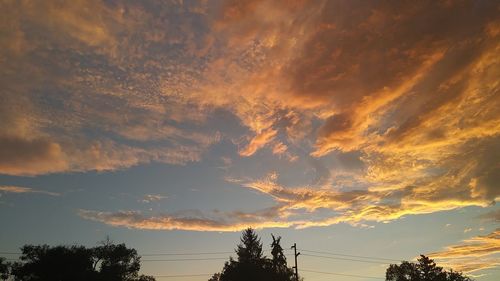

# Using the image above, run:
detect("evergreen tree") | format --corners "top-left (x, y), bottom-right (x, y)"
top-left (270, 234), bottom-right (286, 270)
top-left (216, 228), bottom-right (294, 281)
top-left (236, 228), bottom-right (264, 263)
top-left (270, 234), bottom-right (294, 281)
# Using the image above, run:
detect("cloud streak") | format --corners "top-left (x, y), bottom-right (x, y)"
top-left (78, 209), bottom-right (297, 232)
top-left (0, 185), bottom-right (60, 196)
top-left (78, 172), bottom-right (490, 232)
top-left (428, 229), bottom-right (500, 272)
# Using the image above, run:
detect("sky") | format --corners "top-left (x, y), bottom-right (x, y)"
top-left (0, 0), bottom-right (499, 280)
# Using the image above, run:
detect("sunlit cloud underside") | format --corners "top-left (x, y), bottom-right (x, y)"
top-left (1, 1), bottom-right (499, 270)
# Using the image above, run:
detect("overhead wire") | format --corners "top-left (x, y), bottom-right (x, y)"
top-left (301, 269), bottom-right (384, 279)
top-left (142, 257), bottom-right (227, 262)
top-left (301, 253), bottom-right (391, 264)
top-left (141, 251), bottom-right (234, 256)
top-left (2, 248), bottom-right (496, 278)
top-left (299, 249), bottom-right (401, 262)
top-left (0, 252), bottom-right (19, 255)
top-left (152, 273), bottom-right (212, 278)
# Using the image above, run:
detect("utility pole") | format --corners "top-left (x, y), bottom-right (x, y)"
top-left (291, 243), bottom-right (300, 281)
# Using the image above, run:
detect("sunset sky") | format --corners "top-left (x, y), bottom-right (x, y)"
top-left (0, 0), bottom-right (499, 280)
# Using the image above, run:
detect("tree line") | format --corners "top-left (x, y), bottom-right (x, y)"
top-left (0, 238), bottom-right (155, 281)
top-left (206, 228), bottom-right (473, 281)
top-left (0, 229), bottom-right (473, 281)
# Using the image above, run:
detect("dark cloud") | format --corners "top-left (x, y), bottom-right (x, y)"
top-left (0, 136), bottom-right (67, 176)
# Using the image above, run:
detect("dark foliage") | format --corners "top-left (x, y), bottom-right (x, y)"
top-left (93, 239), bottom-right (141, 281)
top-left (212, 228), bottom-right (294, 281)
top-left (11, 245), bottom-right (96, 281)
top-left (2, 240), bottom-right (155, 281)
top-left (0, 257), bottom-right (9, 281)
top-left (386, 255), bottom-right (473, 281)
top-left (208, 273), bottom-right (221, 281)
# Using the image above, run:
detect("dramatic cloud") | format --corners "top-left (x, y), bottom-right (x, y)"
top-left (1, 1), bottom-right (499, 235)
top-left (0, 0), bottom-right (220, 175)
top-left (428, 229), bottom-right (500, 272)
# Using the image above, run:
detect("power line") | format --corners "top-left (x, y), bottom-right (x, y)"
top-left (302, 269), bottom-right (384, 279)
top-left (141, 251), bottom-right (234, 256)
top-left (142, 257), bottom-right (228, 262)
top-left (152, 273), bottom-right (212, 278)
top-left (0, 248), bottom-right (285, 256)
top-left (300, 249), bottom-right (400, 262)
top-left (301, 253), bottom-right (390, 264)
top-left (142, 248), bottom-right (282, 256)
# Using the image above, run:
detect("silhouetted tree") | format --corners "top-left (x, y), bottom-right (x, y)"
top-left (7, 240), bottom-right (155, 281)
top-left (270, 235), bottom-right (294, 281)
top-left (10, 245), bottom-right (97, 281)
top-left (215, 228), bottom-right (294, 281)
top-left (93, 238), bottom-right (141, 281)
top-left (208, 273), bottom-right (221, 281)
top-left (236, 228), bottom-right (264, 263)
top-left (386, 255), bottom-right (473, 281)
top-left (137, 275), bottom-right (156, 281)
top-left (0, 257), bottom-right (9, 281)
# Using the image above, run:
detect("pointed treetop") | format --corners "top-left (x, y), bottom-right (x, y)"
top-left (236, 228), bottom-right (264, 263)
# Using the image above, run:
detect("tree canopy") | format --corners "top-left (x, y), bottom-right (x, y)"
top-left (2, 240), bottom-right (155, 281)
top-left (0, 257), bottom-right (9, 281)
top-left (212, 228), bottom-right (295, 281)
top-left (386, 255), bottom-right (473, 281)
top-left (93, 239), bottom-right (142, 281)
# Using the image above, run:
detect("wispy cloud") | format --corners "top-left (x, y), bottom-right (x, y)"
top-left (78, 208), bottom-right (297, 232)
top-left (79, 171), bottom-right (490, 231)
top-left (428, 229), bottom-right (500, 272)
top-left (0, 185), bottom-right (60, 196)
top-left (479, 209), bottom-right (500, 223)
top-left (140, 194), bottom-right (167, 204)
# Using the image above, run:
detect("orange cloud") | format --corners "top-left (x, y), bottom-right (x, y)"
top-left (428, 229), bottom-right (500, 272)
top-left (1, 0), bottom-right (499, 234)
top-left (0, 185), bottom-right (60, 196)
top-left (78, 209), bottom-right (298, 232)
top-left (239, 174), bottom-right (489, 228)
top-left (239, 128), bottom-right (277, 156)
top-left (80, 171), bottom-right (490, 231)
